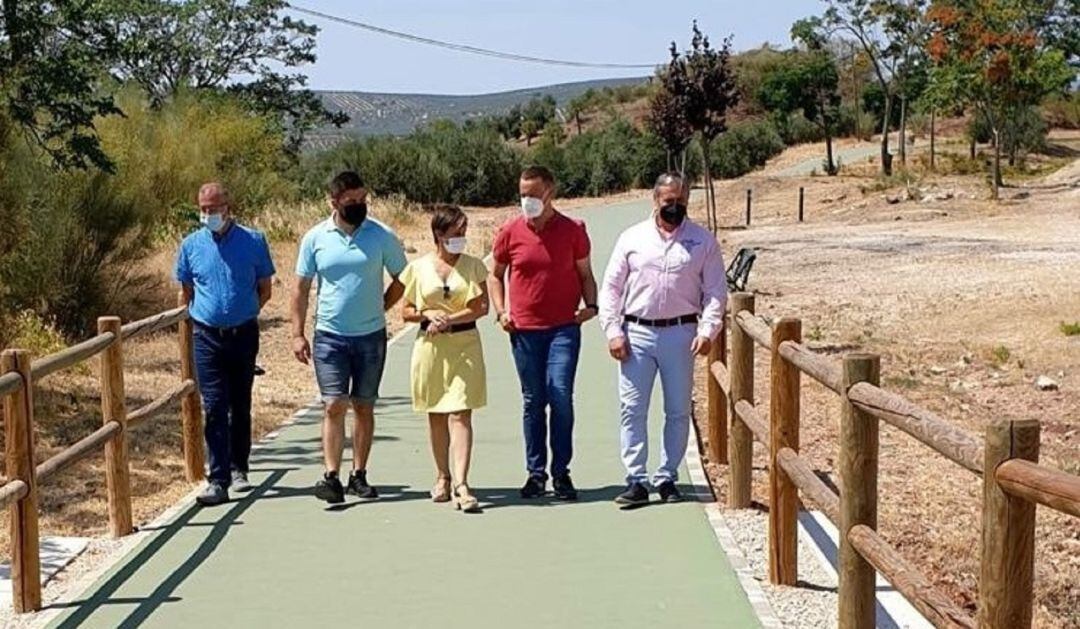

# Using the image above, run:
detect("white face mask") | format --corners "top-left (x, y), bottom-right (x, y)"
top-left (444, 236), bottom-right (467, 255)
top-left (201, 213), bottom-right (226, 233)
top-left (520, 196), bottom-right (545, 219)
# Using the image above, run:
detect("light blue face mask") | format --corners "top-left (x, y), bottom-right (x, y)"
top-left (201, 213), bottom-right (225, 233)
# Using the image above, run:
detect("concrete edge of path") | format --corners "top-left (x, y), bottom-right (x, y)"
top-left (684, 430), bottom-right (784, 629)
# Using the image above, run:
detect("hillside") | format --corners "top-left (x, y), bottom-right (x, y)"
top-left (306, 76), bottom-right (649, 150)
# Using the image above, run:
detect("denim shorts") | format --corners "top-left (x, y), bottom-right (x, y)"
top-left (313, 328), bottom-right (388, 406)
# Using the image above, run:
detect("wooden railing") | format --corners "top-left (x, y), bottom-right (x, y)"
top-left (706, 292), bottom-right (1080, 629)
top-left (0, 298), bottom-right (205, 612)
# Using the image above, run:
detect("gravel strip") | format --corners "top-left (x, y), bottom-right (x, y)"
top-left (722, 508), bottom-right (839, 629)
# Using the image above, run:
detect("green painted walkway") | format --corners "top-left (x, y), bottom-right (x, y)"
top-left (49, 199), bottom-right (759, 629)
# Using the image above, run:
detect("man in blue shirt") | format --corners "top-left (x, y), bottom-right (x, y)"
top-left (290, 171), bottom-right (407, 504)
top-left (175, 182), bottom-right (275, 506)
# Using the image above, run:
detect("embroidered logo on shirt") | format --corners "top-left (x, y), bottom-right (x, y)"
top-left (680, 238), bottom-right (702, 252)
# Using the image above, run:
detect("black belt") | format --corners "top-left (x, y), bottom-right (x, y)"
top-left (624, 314), bottom-right (698, 328)
top-left (419, 320), bottom-right (477, 334)
top-left (194, 319), bottom-right (258, 337)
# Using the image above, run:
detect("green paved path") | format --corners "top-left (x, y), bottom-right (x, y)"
top-left (50, 198), bottom-right (760, 629)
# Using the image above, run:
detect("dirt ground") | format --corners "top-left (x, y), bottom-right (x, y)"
top-left (3, 130), bottom-right (1077, 626)
top-left (691, 133), bottom-right (1079, 628)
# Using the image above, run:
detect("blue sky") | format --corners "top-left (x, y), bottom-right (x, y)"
top-left (285, 1), bottom-right (823, 94)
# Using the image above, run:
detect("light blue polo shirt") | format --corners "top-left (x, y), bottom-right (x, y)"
top-left (174, 222), bottom-right (275, 328)
top-left (296, 217), bottom-right (408, 337)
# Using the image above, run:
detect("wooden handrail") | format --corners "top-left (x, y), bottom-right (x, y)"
top-left (776, 447), bottom-right (840, 524)
top-left (847, 382), bottom-right (984, 475)
top-left (35, 422), bottom-right (122, 485)
top-left (778, 340), bottom-right (842, 393)
top-left (128, 379), bottom-right (196, 427)
top-left (848, 525), bottom-right (976, 629)
top-left (996, 459), bottom-right (1080, 519)
top-left (30, 332), bottom-right (116, 382)
top-left (120, 306), bottom-right (188, 341)
top-left (735, 311), bottom-right (771, 348)
top-left (709, 361), bottom-right (730, 396)
top-left (0, 479), bottom-right (29, 510)
top-left (734, 399), bottom-right (769, 445)
top-left (0, 371), bottom-right (20, 399)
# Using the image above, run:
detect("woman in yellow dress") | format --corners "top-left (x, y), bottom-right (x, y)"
top-left (400, 205), bottom-right (488, 513)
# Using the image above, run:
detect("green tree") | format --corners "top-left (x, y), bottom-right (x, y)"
top-left (758, 48), bottom-right (843, 174)
top-left (803, 0), bottom-right (930, 175)
top-left (566, 93), bottom-right (590, 135)
top-left (0, 1), bottom-right (122, 169)
top-left (104, 0), bottom-right (347, 151)
top-left (928, 0), bottom-right (1074, 198)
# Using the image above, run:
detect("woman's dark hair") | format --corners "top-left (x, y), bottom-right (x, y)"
top-left (429, 204), bottom-right (466, 243)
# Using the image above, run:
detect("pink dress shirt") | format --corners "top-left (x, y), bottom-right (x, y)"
top-left (599, 217), bottom-right (728, 341)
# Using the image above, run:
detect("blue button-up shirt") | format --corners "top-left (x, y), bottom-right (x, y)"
top-left (296, 217), bottom-right (407, 337)
top-left (174, 222), bottom-right (276, 328)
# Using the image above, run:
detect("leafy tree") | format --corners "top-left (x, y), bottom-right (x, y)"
top-left (566, 93), bottom-right (590, 135)
top-left (928, 0), bottom-right (1074, 198)
top-left (647, 63), bottom-right (694, 173)
top-left (0, 1), bottom-right (122, 169)
top-left (666, 22), bottom-right (738, 233)
top-left (104, 0), bottom-right (347, 151)
top-left (758, 45), bottom-right (843, 174)
top-left (521, 119), bottom-right (540, 146)
top-left (802, 0), bottom-right (930, 175)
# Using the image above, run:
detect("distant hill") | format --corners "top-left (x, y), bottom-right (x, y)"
top-left (305, 76), bottom-right (650, 151)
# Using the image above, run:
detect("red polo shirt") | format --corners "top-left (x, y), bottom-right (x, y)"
top-left (492, 212), bottom-right (591, 330)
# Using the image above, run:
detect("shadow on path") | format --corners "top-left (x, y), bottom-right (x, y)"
top-left (51, 469), bottom-right (288, 628)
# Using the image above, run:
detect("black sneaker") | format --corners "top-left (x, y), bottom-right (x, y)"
top-left (552, 474), bottom-right (578, 501)
top-left (656, 480), bottom-right (684, 503)
top-left (314, 472), bottom-right (345, 504)
top-left (519, 474), bottom-right (546, 499)
top-left (347, 470), bottom-right (378, 499)
top-left (614, 481), bottom-right (649, 506)
top-left (196, 482), bottom-right (229, 506)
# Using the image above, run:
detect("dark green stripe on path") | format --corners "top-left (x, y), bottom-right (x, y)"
top-left (48, 198), bottom-right (760, 629)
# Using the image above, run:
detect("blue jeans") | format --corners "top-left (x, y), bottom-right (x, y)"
top-left (193, 320), bottom-right (259, 487)
top-left (510, 324), bottom-right (582, 479)
top-left (618, 322), bottom-right (695, 485)
top-left (313, 329), bottom-right (388, 406)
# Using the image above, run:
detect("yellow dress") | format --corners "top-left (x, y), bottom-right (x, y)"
top-left (400, 254), bottom-right (488, 413)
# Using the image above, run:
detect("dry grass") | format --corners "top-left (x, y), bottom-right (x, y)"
top-left (691, 134), bottom-right (1080, 628)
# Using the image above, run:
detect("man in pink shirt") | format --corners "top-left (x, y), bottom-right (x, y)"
top-left (598, 173), bottom-right (727, 506)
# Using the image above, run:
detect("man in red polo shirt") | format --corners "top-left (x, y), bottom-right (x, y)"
top-left (489, 166), bottom-right (598, 500)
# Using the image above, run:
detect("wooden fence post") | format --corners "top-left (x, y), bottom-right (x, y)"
top-left (979, 419), bottom-right (1039, 629)
top-left (98, 317), bottom-right (133, 537)
top-left (177, 294), bottom-right (206, 482)
top-left (707, 321), bottom-right (728, 466)
top-left (798, 187), bottom-right (805, 223)
top-left (745, 189), bottom-right (752, 226)
top-left (769, 317), bottom-right (800, 585)
top-left (728, 293), bottom-right (755, 509)
top-left (838, 353), bottom-right (881, 629)
top-left (2, 350), bottom-right (42, 612)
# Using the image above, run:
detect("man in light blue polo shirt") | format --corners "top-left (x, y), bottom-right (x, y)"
top-left (175, 182), bottom-right (275, 506)
top-left (290, 170), bottom-right (407, 504)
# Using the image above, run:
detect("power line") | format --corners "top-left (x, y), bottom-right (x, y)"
top-left (286, 4), bottom-right (658, 70)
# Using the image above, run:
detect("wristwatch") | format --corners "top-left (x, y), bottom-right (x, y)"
top-left (585, 304), bottom-right (599, 311)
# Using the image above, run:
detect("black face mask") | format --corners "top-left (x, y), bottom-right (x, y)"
top-left (340, 202), bottom-right (368, 226)
top-left (659, 202), bottom-right (687, 227)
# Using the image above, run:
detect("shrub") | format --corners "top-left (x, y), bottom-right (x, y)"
top-left (710, 120), bottom-right (786, 179)
top-left (301, 121), bottom-right (521, 206)
top-left (529, 119), bottom-right (669, 198)
top-left (1061, 322), bottom-right (1080, 337)
top-left (1042, 92), bottom-right (1080, 129)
